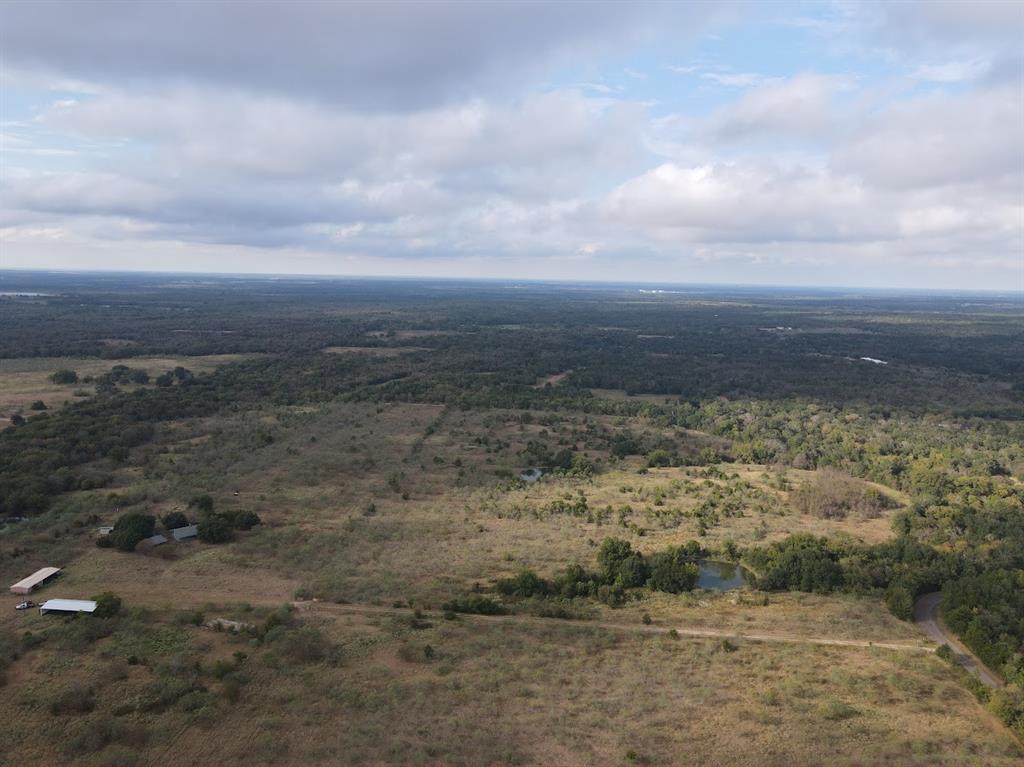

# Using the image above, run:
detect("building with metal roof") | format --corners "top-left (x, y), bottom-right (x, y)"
top-left (171, 524), bottom-right (198, 541)
top-left (145, 534), bottom-right (168, 546)
top-left (39, 599), bottom-right (97, 615)
top-left (10, 566), bottom-right (62, 595)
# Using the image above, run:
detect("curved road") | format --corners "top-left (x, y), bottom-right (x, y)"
top-left (913, 592), bottom-right (1003, 688)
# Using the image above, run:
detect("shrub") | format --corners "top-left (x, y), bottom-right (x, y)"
top-left (189, 494), bottom-right (214, 513)
top-left (441, 595), bottom-right (508, 615)
top-left (269, 626), bottom-right (332, 665)
top-left (495, 568), bottom-right (549, 598)
top-left (818, 699), bottom-right (859, 721)
top-left (50, 683), bottom-right (96, 715)
top-left (792, 470), bottom-right (892, 520)
top-left (197, 515), bottom-right (234, 544)
top-left (647, 548), bottom-right (700, 593)
top-left (884, 580), bottom-right (916, 621)
top-left (220, 510), bottom-right (261, 530)
top-left (52, 369), bottom-right (79, 384)
top-left (91, 592), bottom-right (122, 618)
top-left (29, 400), bottom-right (47, 411)
top-left (598, 538), bottom-right (648, 587)
top-left (108, 513), bottom-right (156, 552)
top-left (162, 511), bottom-right (190, 530)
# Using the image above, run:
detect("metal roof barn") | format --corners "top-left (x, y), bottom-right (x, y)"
top-left (146, 534), bottom-right (168, 546)
top-left (9, 566), bottom-right (61, 595)
top-left (39, 599), bottom-right (97, 615)
top-left (171, 525), bottom-right (198, 541)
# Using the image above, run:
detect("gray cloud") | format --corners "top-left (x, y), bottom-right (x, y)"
top-left (1, 1), bottom-right (720, 110)
top-left (1, 1), bottom-right (1021, 289)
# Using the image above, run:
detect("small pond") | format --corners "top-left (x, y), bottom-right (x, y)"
top-left (696, 560), bottom-right (749, 591)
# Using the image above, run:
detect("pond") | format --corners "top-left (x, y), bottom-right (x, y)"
top-left (696, 560), bottom-right (749, 591)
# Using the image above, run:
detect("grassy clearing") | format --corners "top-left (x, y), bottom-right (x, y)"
top-left (0, 354), bottom-right (254, 427)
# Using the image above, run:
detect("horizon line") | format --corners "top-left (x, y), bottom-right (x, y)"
top-left (0, 266), bottom-right (1021, 297)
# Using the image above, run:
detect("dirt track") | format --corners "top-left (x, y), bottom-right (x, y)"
top-left (913, 592), bottom-right (1003, 688)
top-left (295, 600), bottom-right (934, 654)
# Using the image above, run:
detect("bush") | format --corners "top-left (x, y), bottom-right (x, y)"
top-left (50, 683), bottom-right (96, 715)
top-left (496, 568), bottom-right (549, 598)
top-left (441, 595), bottom-right (509, 615)
top-left (647, 547), bottom-right (700, 593)
top-left (189, 494), bottom-right (214, 513)
top-left (162, 511), bottom-right (190, 530)
top-left (598, 538), bottom-right (648, 587)
top-left (792, 470), bottom-right (892, 520)
top-left (818, 699), bottom-right (859, 721)
top-left (91, 592), bottom-right (122, 618)
top-left (268, 626), bottom-right (332, 665)
top-left (220, 510), bottom-right (261, 530)
top-left (29, 400), bottom-right (47, 411)
top-left (52, 369), bottom-right (79, 384)
top-left (884, 580), bottom-right (915, 621)
top-left (197, 515), bottom-right (234, 543)
top-left (108, 513), bottom-right (156, 552)
top-left (749, 535), bottom-right (844, 594)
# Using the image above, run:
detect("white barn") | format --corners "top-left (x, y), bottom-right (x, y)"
top-left (39, 599), bottom-right (98, 616)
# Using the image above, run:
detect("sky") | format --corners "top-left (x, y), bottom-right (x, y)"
top-left (1, 0), bottom-right (1022, 290)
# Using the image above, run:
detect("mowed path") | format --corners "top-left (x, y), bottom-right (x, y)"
top-left (295, 600), bottom-right (934, 654)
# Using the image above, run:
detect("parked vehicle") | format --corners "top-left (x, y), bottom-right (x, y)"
top-left (15, 600), bottom-right (36, 610)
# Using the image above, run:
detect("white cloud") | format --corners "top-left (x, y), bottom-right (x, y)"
top-left (697, 73), bottom-right (852, 142)
top-left (0, 1), bottom-right (1021, 289)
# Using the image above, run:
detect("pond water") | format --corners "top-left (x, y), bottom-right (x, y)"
top-left (696, 560), bottom-right (748, 591)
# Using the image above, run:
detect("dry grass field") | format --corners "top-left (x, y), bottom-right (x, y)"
top-left (0, 355), bottom-right (254, 428)
top-left (1, 395), bottom-right (1019, 767)
top-left (0, 604), bottom-right (1019, 767)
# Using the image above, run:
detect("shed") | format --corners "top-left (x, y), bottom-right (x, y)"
top-left (171, 525), bottom-right (198, 541)
top-left (39, 599), bottom-right (97, 616)
top-left (145, 534), bottom-right (168, 546)
top-left (10, 566), bottom-right (62, 595)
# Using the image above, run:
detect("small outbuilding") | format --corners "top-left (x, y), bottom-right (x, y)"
top-left (171, 525), bottom-right (198, 541)
top-left (10, 566), bottom-right (62, 595)
top-left (39, 599), bottom-right (97, 616)
top-left (145, 534), bottom-right (168, 547)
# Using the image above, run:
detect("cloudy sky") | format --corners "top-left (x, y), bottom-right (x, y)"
top-left (1, 0), bottom-right (1022, 289)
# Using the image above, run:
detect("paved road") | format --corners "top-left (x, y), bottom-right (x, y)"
top-left (296, 600), bottom-right (932, 653)
top-left (913, 592), bottom-right (1003, 688)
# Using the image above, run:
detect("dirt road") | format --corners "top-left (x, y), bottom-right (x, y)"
top-left (296, 600), bottom-right (933, 654)
top-left (913, 592), bottom-right (1003, 688)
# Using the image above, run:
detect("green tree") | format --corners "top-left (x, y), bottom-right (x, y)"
top-left (597, 538), bottom-right (649, 587)
top-left (648, 547), bottom-right (700, 593)
top-left (108, 513), bottom-right (156, 552)
top-left (91, 592), bottom-right (122, 618)
top-left (198, 514), bottom-right (234, 544)
top-left (189, 494), bottom-right (214, 514)
top-left (162, 511), bottom-right (190, 530)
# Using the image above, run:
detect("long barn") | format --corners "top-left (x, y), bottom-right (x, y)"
top-left (9, 566), bottom-right (61, 595)
top-left (39, 599), bottom-right (97, 616)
